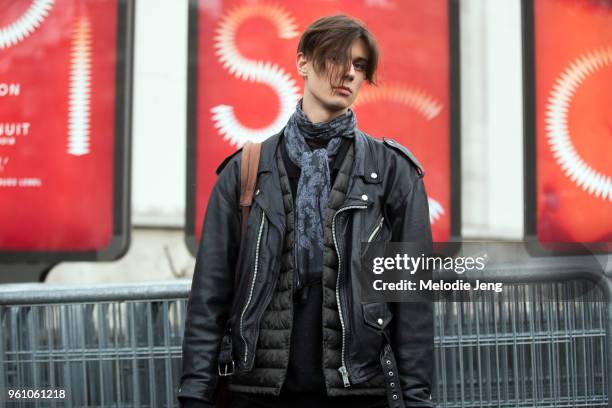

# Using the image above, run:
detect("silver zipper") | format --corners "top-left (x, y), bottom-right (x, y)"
top-left (332, 204), bottom-right (367, 387)
top-left (367, 217), bottom-right (384, 243)
top-left (240, 212), bottom-right (266, 364)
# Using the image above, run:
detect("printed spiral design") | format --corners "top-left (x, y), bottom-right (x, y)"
top-left (0, 0), bottom-right (54, 49)
top-left (212, 3), bottom-right (301, 146)
top-left (545, 47), bottom-right (612, 201)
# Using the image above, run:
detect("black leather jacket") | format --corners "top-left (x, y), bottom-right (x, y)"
top-left (179, 129), bottom-right (434, 407)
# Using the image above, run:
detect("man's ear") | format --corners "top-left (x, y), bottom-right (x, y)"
top-left (296, 52), bottom-right (308, 78)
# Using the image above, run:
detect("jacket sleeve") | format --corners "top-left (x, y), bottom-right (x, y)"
top-left (178, 155), bottom-right (242, 405)
top-left (385, 152), bottom-right (435, 407)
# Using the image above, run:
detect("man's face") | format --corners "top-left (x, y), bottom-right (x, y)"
top-left (297, 38), bottom-right (369, 117)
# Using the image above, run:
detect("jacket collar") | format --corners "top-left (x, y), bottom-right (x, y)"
top-left (252, 129), bottom-right (285, 232)
top-left (257, 128), bottom-right (284, 175)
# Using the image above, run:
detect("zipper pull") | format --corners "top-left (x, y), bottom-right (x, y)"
top-left (338, 365), bottom-right (351, 387)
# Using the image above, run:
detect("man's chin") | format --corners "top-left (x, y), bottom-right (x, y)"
top-left (323, 98), bottom-right (352, 113)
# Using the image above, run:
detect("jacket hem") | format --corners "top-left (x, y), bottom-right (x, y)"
top-left (228, 383), bottom-right (281, 396)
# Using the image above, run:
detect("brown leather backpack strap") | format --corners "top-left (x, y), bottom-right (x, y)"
top-left (239, 142), bottom-right (262, 235)
top-left (240, 142), bottom-right (261, 207)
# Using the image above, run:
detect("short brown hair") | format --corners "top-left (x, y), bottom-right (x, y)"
top-left (297, 14), bottom-right (379, 88)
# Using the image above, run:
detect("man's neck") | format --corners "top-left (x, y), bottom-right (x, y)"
top-left (306, 138), bottom-right (329, 149)
top-left (301, 94), bottom-right (348, 124)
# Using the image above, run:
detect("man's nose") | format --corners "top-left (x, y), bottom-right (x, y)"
top-left (344, 64), bottom-right (356, 80)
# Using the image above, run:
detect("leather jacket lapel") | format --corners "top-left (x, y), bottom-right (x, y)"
top-left (252, 131), bottom-right (286, 234)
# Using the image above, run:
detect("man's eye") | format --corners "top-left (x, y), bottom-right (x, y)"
top-left (353, 62), bottom-right (366, 71)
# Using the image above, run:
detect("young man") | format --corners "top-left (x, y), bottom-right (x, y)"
top-left (179, 14), bottom-right (434, 408)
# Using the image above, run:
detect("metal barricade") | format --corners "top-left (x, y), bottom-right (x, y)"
top-left (434, 281), bottom-right (608, 407)
top-left (0, 259), bottom-right (609, 407)
top-left (0, 282), bottom-right (188, 408)
top-left (431, 256), bottom-right (611, 408)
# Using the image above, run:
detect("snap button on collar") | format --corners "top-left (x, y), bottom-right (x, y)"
top-left (361, 194), bottom-right (368, 201)
top-left (377, 318), bottom-right (384, 325)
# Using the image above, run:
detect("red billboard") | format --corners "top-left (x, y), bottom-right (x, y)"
top-left (0, 0), bottom-right (133, 261)
top-left (524, 0), bottom-right (612, 250)
top-left (186, 0), bottom-right (460, 251)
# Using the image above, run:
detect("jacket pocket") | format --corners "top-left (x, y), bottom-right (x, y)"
top-left (362, 302), bottom-right (393, 331)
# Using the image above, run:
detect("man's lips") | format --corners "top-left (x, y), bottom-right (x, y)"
top-left (334, 86), bottom-right (352, 95)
